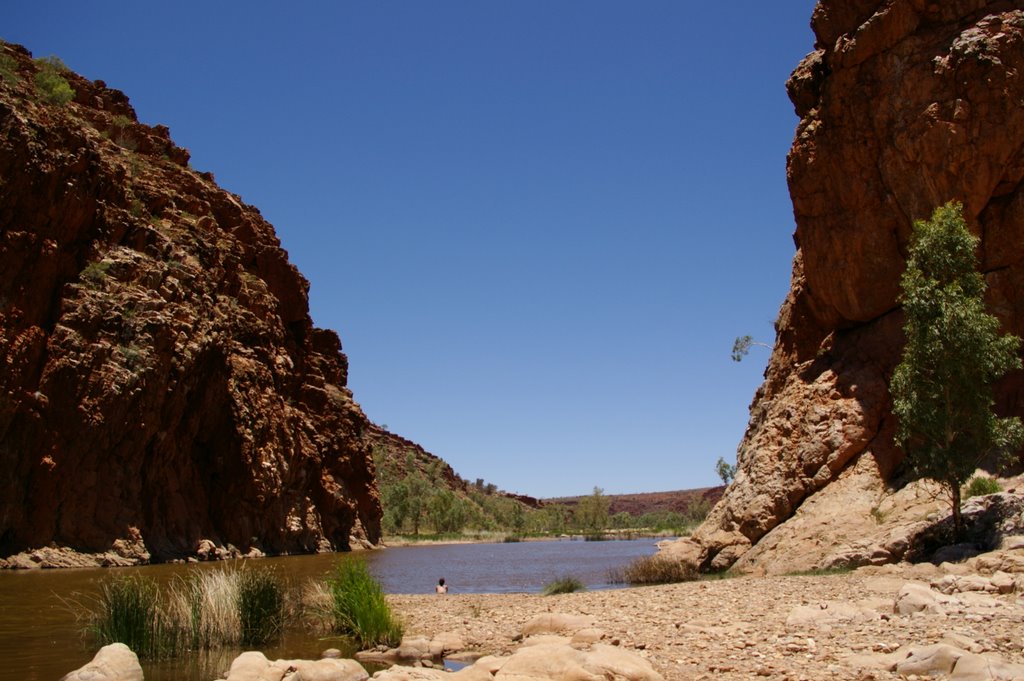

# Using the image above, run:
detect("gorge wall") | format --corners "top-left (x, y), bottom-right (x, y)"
top-left (0, 44), bottom-right (382, 567)
top-left (663, 1), bottom-right (1024, 573)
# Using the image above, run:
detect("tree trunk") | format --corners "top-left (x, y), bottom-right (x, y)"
top-left (950, 482), bottom-right (964, 542)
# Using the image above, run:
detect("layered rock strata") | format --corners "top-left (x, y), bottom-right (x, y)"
top-left (664, 1), bottom-right (1024, 572)
top-left (0, 43), bottom-right (381, 566)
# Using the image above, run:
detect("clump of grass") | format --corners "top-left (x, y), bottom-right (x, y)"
top-left (84, 565), bottom-right (285, 659)
top-left (324, 559), bottom-right (403, 648)
top-left (80, 260), bottom-right (111, 287)
top-left (33, 55), bottom-right (74, 105)
top-left (164, 569), bottom-right (235, 651)
top-left (609, 555), bottom-right (697, 585)
top-left (542, 575), bottom-right (585, 595)
top-left (118, 342), bottom-right (145, 370)
top-left (89, 575), bottom-right (172, 659)
top-left (502, 534), bottom-right (523, 543)
top-left (191, 570), bottom-right (235, 643)
top-left (237, 569), bottom-right (284, 646)
top-left (965, 475), bottom-right (1001, 499)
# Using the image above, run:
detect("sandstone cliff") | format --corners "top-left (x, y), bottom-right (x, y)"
top-left (663, 1), bottom-right (1024, 573)
top-left (0, 44), bottom-right (382, 567)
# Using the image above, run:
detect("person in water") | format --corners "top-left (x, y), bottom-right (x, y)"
top-left (435, 577), bottom-right (448, 594)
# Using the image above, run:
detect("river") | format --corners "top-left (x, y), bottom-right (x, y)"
top-left (0, 537), bottom-right (663, 681)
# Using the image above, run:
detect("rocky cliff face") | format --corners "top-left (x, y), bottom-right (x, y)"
top-left (0, 44), bottom-right (382, 567)
top-left (663, 1), bottom-right (1024, 573)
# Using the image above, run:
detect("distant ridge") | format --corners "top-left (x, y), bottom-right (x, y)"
top-left (545, 487), bottom-right (723, 517)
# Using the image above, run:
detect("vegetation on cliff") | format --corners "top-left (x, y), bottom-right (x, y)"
top-left (891, 201), bottom-right (1023, 539)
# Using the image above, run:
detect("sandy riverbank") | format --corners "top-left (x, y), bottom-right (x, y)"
top-left (386, 559), bottom-right (1024, 680)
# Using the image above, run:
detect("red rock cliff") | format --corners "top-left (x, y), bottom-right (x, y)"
top-left (0, 44), bottom-right (381, 567)
top-left (664, 1), bottom-right (1024, 573)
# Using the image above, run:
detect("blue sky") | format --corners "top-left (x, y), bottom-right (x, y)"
top-left (7, 2), bottom-right (819, 498)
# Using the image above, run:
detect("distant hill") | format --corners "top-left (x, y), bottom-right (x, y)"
top-left (367, 425), bottom-right (542, 536)
top-left (367, 424), bottom-right (720, 535)
top-left (545, 487), bottom-right (724, 518)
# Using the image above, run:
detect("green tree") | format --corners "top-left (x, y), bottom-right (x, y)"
top-left (403, 470), bottom-right (431, 535)
top-left (381, 479), bottom-right (410, 533)
top-left (428, 489), bottom-right (467, 533)
top-left (715, 457), bottom-right (736, 485)
top-left (509, 503), bottom-right (525, 534)
top-left (574, 487), bottom-right (609, 531)
top-left (731, 335), bottom-right (770, 362)
top-left (890, 201), bottom-right (1023, 539)
top-left (610, 511), bottom-right (634, 529)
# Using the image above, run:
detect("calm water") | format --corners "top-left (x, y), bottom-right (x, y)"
top-left (0, 537), bottom-right (662, 681)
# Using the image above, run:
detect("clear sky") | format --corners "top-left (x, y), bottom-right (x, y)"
top-left (7, 1), bottom-right (820, 498)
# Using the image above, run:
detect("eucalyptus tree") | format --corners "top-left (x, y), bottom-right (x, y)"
top-left (890, 202), bottom-right (1023, 539)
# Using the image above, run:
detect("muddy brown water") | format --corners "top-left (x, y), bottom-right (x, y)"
top-left (0, 537), bottom-right (662, 681)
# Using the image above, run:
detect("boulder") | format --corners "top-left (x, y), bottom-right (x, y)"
top-left (845, 643), bottom-right (1024, 681)
top-left (893, 644), bottom-right (1024, 681)
top-left (371, 638), bottom-right (663, 681)
top-left (893, 582), bottom-right (946, 615)
top-left (273, 658), bottom-right (368, 681)
top-left (428, 631), bottom-right (465, 657)
top-left (520, 613), bottom-right (594, 636)
top-left (948, 653), bottom-right (1024, 681)
top-left (356, 631), bottom-right (467, 665)
top-left (60, 643), bottom-right (143, 681)
top-left (396, 636), bottom-right (432, 661)
top-left (570, 628), bottom-right (607, 646)
top-left (896, 644), bottom-right (964, 677)
top-left (225, 652), bottom-right (286, 681)
top-left (496, 642), bottom-right (661, 681)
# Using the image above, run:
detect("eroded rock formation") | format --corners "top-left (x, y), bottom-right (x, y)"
top-left (0, 43), bottom-right (381, 567)
top-left (663, 1), bottom-right (1024, 573)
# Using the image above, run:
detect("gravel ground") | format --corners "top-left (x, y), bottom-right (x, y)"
top-left (387, 564), bottom-right (1024, 680)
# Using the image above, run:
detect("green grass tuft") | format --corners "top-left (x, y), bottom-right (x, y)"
top-left (80, 260), bottom-right (111, 287)
top-left (89, 575), bottom-right (171, 658)
top-left (325, 559), bottom-right (403, 648)
top-left (237, 569), bottom-right (284, 646)
top-left (965, 475), bottom-right (1001, 498)
top-left (542, 575), bottom-right (585, 595)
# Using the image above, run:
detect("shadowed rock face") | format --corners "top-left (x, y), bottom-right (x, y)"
top-left (664, 1), bottom-right (1024, 573)
top-left (0, 44), bottom-right (381, 566)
